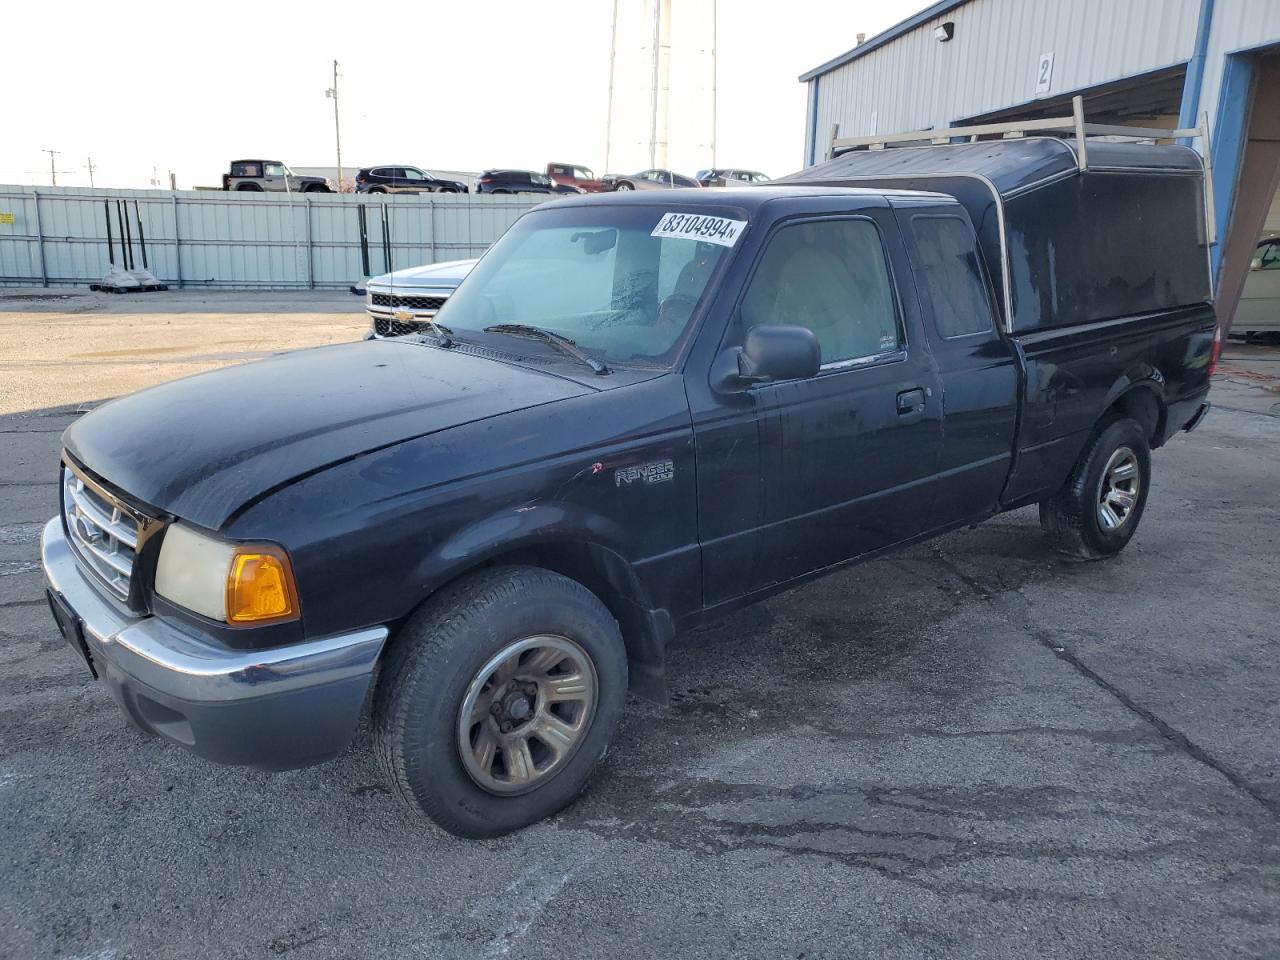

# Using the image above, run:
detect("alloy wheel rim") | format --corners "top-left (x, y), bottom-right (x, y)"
top-left (1097, 446), bottom-right (1141, 531)
top-left (456, 634), bottom-right (598, 796)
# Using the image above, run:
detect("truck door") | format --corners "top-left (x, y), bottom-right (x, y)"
top-left (896, 209), bottom-right (1019, 526)
top-left (693, 211), bottom-right (943, 604)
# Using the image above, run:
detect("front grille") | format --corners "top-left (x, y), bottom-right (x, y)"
top-left (370, 293), bottom-right (448, 311)
top-left (373, 317), bottom-right (426, 338)
top-left (61, 464), bottom-right (143, 601)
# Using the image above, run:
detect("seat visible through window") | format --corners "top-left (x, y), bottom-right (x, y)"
top-left (741, 219), bottom-right (899, 364)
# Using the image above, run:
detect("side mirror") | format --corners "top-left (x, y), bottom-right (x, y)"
top-left (1251, 258), bottom-right (1264, 270)
top-left (738, 325), bottom-right (821, 383)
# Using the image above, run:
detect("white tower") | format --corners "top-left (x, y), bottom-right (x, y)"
top-left (604, 0), bottom-right (717, 175)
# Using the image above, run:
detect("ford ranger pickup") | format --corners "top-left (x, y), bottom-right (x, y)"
top-left (43, 137), bottom-right (1216, 837)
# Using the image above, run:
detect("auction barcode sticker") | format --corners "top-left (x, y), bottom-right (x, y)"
top-left (651, 212), bottom-right (747, 247)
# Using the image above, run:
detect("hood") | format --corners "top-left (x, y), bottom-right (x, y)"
top-left (63, 339), bottom-right (589, 530)
top-left (368, 258), bottom-right (477, 290)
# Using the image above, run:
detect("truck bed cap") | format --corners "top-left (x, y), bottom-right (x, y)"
top-left (778, 137), bottom-right (1211, 334)
top-left (552, 185), bottom-right (955, 212)
top-left (781, 137), bottom-right (1204, 197)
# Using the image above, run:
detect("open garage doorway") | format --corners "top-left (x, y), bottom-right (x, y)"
top-left (1218, 52), bottom-right (1280, 338)
top-left (963, 64), bottom-right (1188, 131)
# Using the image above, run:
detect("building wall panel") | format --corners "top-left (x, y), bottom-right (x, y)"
top-left (809, 0), bottom-right (1202, 158)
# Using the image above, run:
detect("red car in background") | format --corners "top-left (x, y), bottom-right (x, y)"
top-left (546, 162), bottom-right (605, 193)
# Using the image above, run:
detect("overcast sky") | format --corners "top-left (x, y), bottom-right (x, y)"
top-left (1, 0), bottom-right (925, 189)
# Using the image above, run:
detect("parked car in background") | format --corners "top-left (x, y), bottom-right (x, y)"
top-left (222, 160), bottom-right (330, 192)
top-left (546, 162), bottom-right (606, 193)
top-left (601, 169), bottom-right (699, 191)
top-left (356, 166), bottom-right (469, 194)
top-left (476, 170), bottom-right (580, 195)
top-left (1233, 236), bottom-right (1280, 339)
top-left (696, 168), bottom-right (771, 187)
top-left (364, 258), bottom-right (477, 338)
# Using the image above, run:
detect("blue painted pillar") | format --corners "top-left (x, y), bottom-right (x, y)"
top-left (1208, 54), bottom-right (1254, 277)
top-left (1177, 0), bottom-right (1216, 139)
top-left (807, 78), bottom-right (821, 167)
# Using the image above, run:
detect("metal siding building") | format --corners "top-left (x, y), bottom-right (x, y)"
top-left (803, 0), bottom-right (1202, 156)
top-left (799, 0), bottom-right (1280, 329)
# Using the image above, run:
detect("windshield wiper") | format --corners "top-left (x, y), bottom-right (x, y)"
top-left (483, 324), bottom-right (611, 375)
top-left (417, 318), bottom-right (454, 347)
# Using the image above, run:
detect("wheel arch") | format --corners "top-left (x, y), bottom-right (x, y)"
top-left (1099, 374), bottom-right (1166, 448)
top-left (393, 517), bottom-right (672, 703)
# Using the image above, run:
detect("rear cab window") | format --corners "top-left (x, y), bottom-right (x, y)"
top-left (910, 215), bottom-right (998, 339)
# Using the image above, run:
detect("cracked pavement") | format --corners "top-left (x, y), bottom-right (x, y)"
top-left (1, 297), bottom-right (1278, 959)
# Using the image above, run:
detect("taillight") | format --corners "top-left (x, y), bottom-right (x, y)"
top-left (1207, 324), bottom-right (1222, 377)
top-left (479, 176), bottom-right (492, 184)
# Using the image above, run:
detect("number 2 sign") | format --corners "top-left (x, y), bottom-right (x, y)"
top-left (1036, 53), bottom-right (1054, 95)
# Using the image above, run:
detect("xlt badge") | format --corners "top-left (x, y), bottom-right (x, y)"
top-left (615, 459), bottom-right (674, 488)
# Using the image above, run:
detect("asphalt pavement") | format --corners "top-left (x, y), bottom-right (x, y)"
top-left (1, 294), bottom-right (1277, 959)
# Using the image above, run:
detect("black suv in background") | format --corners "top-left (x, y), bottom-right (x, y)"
top-left (475, 169), bottom-right (580, 195)
top-left (355, 166), bottom-right (469, 194)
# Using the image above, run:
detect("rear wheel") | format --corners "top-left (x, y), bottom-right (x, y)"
top-left (1039, 418), bottom-right (1151, 559)
top-left (373, 566), bottom-right (627, 838)
top-left (235, 183), bottom-right (263, 192)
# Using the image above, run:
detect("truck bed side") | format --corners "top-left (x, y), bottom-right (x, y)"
top-left (1000, 305), bottom-right (1216, 508)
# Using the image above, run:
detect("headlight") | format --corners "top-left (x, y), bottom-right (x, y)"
top-left (155, 524), bottom-right (299, 625)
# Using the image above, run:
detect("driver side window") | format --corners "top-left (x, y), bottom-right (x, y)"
top-left (741, 218), bottom-right (900, 365)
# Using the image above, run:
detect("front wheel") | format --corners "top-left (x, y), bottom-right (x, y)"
top-left (615, 181), bottom-right (634, 191)
top-left (1039, 417), bottom-right (1151, 559)
top-left (373, 566), bottom-right (627, 837)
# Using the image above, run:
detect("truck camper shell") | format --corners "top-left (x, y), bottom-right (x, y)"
top-left (781, 129), bottom-right (1214, 334)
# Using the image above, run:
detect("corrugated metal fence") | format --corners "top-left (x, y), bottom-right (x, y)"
top-left (0, 185), bottom-right (544, 289)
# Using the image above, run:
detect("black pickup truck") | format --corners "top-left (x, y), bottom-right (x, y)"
top-left (42, 137), bottom-right (1216, 837)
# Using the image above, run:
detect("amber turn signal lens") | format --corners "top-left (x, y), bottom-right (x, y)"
top-left (225, 549), bottom-right (298, 625)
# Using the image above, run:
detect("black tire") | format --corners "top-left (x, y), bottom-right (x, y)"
top-left (616, 181), bottom-right (634, 191)
top-left (1039, 417), bottom-right (1151, 559)
top-left (373, 566), bottom-right (628, 838)
top-left (235, 183), bottom-right (264, 192)
top-left (368, 186), bottom-right (387, 194)
top-left (304, 184), bottom-right (330, 193)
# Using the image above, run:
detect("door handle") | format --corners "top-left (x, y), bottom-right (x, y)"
top-left (896, 388), bottom-right (926, 416)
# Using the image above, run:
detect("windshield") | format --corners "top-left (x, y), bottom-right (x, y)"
top-left (434, 205), bottom-right (745, 366)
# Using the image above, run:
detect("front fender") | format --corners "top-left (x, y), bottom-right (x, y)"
top-left (417, 498), bottom-right (637, 603)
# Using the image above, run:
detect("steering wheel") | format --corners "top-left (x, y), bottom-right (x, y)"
top-left (658, 293), bottom-right (699, 327)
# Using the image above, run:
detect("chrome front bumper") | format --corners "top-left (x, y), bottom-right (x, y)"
top-left (41, 518), bottom-right (389, 770)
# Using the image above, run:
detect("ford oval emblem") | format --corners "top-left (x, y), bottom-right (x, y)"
top-left (73, 514), bottom-right (101, 544)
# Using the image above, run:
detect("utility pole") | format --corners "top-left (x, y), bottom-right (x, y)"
top-left (649, 2), bottom-right (660, 168)
top-left (42, 148), bottom-right (60, 186)
top-left (86, 157), bottom-right (96, 188)
top-left (325, 61), bottom-right (343, 191)
top-left (711, 0), bottom-right (718, 169)
top-left (604, 0), bottom-right (619, 172)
